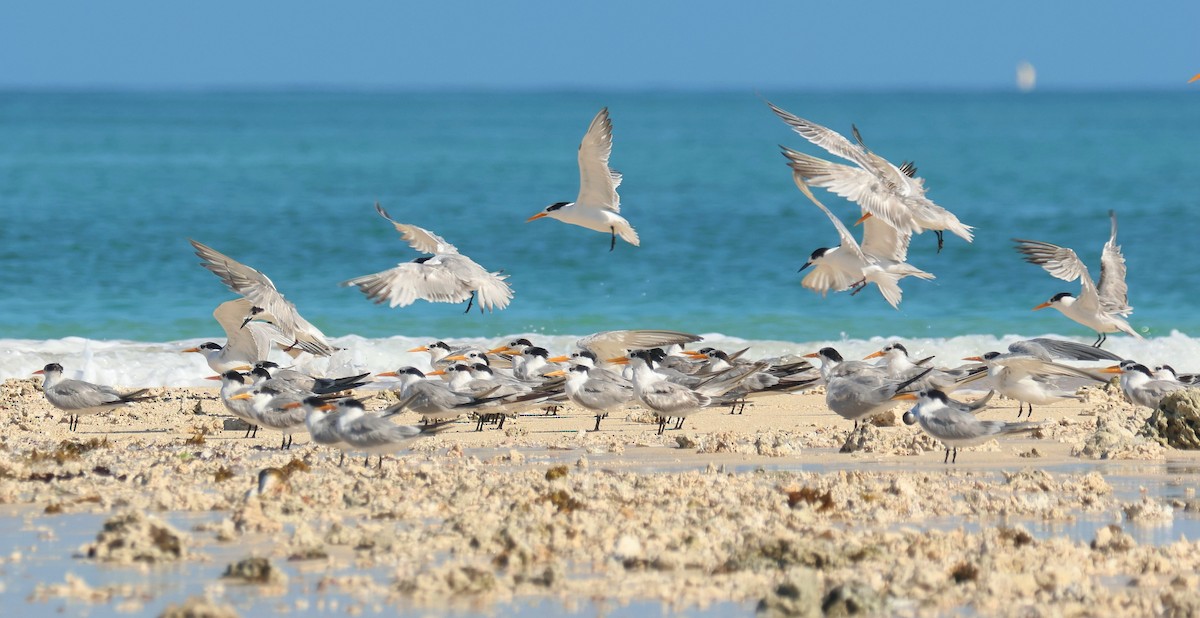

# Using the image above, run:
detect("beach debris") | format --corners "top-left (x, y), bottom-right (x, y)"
top-left (222, 556), bottom-right (288, 586)
top-left (1138, 389), bottom-right (1200, 449)
top-left (1073, 416), bottom-right (1162, 459)
top-left (1091, 524), bottom-right (1136, 552)
top-left (84, 510), bottom-right (188, 564)
top-left (756, 568), bottom-right (822, 617)
top-left (1121, 497), bottom-right (1174, 525)
top-left (821, 582), bottom-right (882, 616)
top-left (158, 595), bottom-right (240, 618)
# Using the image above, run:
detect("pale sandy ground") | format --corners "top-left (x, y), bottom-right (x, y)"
top-left (4, 377), bottom-right (1200, 616)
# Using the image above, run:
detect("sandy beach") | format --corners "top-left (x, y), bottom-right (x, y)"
top-left (2, 376), bottom-right (1200, 617)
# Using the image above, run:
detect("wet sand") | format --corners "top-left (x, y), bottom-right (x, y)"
top-left (4, 377), bottom-right (1200, 616)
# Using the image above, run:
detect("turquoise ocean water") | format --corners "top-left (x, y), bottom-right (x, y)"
top-left (1, 90), bottom-right (1198, 384)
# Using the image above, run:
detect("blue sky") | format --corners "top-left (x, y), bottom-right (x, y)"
top-left (2, 1), bottom-right (1197, 90)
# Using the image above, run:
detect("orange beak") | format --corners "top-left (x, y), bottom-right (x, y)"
top-left (962, 356), bottom-right (984, 362)
top-left (230, 393), bottom-right (253, 400)
top-left (408, 346), bottom-right (429, 353)
top-left (486, 346), bottom-right (514, 355)
top-left (1190, 73), bottom-right (1200, 83)
top-left (1032, 302), bottom-right (1052, 311)
top-left (204, 375), bottom-right (223, 381)
top-left (682, 350), bottom-right (707, 359)
top-left (376, 371), bottom-right (399, 377)
top-left (606, 356), bottom-right (630, 365)
top-left (32, 369), bottom-right (44, 375)
top-left (854, 212), bottom-right (873, 226)
top-left (547, 355), bottom-right (570, 363)
top-left (444, 354), bottom-right (468, 361)
top-left (802, 352), bottom-right (820, 359)
top-left (863, 350), bottom-right (885, 360)
top-left (1100, 365), bottom-right (1124, 374)
top-left (891, 393), bottom-right (918, 401)
top-left (318, 403), bottom-right (337, 411)
top-left (526, 212), bottom-right (549, 222)
top-left (545, 370), bottom-right (567, 377)
top-left (282, 402), bottom-right (303, 410)
top-left (426, 370), bottom-right (446, 376)
top-left (183, 347), bottom-right (201, 353)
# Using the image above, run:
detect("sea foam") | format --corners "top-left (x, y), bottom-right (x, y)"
top-left (3, 331), bottom-right (1196, 388)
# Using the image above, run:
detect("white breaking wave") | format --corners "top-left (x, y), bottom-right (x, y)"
top-left (3, 331), bottom-right (1197, 388)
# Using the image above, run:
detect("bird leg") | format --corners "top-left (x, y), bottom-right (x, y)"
top-left (593, 415), bottom-right (602, 432)
top-left (377, 457), bottom-right (384, 470)
top-left (463, 291), bottom-right (476, 314)
top-left (675, 417), bottom-right (685, 430)
top-left (497, 415), bottom-right (506, 430)
top-left (338, 452), bottom-right (345, 466)
top-left (952, 447), bottom-right (958, 464)
top-left (849, 279), bottom-right (868, 295)
top-left (280, 435), bottom-right (287, 450)
top-left (935, 230), bottom-right (945, 253)
top-left (1092, 332), bottom-right (1107, 348)
top-left (609, 227), bottom-right (616, 252)
top-left (656, 416), bottom-right (666, 435)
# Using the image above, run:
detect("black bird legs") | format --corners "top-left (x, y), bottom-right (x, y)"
top-left (609, 227), bottom-right (616, 252)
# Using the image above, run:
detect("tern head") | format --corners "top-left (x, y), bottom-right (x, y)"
top-left (803, 347), bottom-right (843, 364)
top-left (376, 366), bottom-right (431, 380)
top-left (254, 361), bottom-right (280, 371)
top-left (1033, 292), bottom-right (1074, 311)
top-left (33, 362), bottom-right (64, 376)
top-left (408, 341), bottom-right (451, 354)
top-left (220, 370), bottom-right (246, 384)
top-left (250, 367), bottom-right (273, 381)
top-left (527, 201), bottom-right (571, 222)
top-left (1154, 365), bottom-right (1178, 379)
top-left (524, 346), bottom-right (550, 360)
top-left (568, 364), bottom-right (591, 376)
top-left (183, 341), bottom-right (223, 354)
top-left (240, 306), bottom-right (267, 329)
top-left (798, 247), bottom-right (833, 272)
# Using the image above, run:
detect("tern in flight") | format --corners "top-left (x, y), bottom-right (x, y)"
top-left (768, 100), bottom-right (972, 252)
top-left (790, 172), bottom-right (934, 308)
top-left (343, 203), bottom-right (513, 313)
top-left (526, 107), bottom-right (639, 251)
top-left (191, 240), bottom-right (336, 356)
top-left (1014, 210), bottom-right (1140, 347)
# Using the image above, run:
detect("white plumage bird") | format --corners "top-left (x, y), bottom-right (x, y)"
top-left (526, 107), bottom-right (639, 251)
top-left (343, 203), bottom-right (513, 313)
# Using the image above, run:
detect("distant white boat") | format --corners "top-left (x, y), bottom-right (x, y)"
top-left (1016, 61), bottom-right (1037, 92)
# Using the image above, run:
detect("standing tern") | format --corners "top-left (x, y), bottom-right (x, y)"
top-left (207, 370), bottom-right (260, 438)
top-left (342, 203), bottom-right (513, 313)
top-left (229, 387), bottom-right (311, 449)
top-left (190, 240), bottom-right (336, 356)
top-left (769, 101), bottom-right (972, 252)
top-left (33, 363), bottom-right (151, 432)
top-left (964, 338), bottom-right (1121, 418)
top-left (331, 399), bottom-right (453, 468)
top-left (527, 107), bottom-right (638, 251)
top-left (557, 364), bottom-right (634, 431)
top-left (1102, 361), bottom-right (1187, 410)
top-left (896, 389), bottom-right (1036, 464)
top-left (1014, 210), bottom-right (1140, 347)
top-left (791, 173), bottom-right (934, 308)
top-left (1152, 365), bottom-right (1200, 385)
top-left (299, 397), bottom-right (350, 465)
top-left (803, 348), bottom-right (932, 428)
top-left (376, 366), bottom-right (496, 424)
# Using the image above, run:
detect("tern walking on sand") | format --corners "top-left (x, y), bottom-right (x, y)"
top-left (896, 389), bottom-right (1034, 464)
top-left (34, 363), bottom-right (151, 432)
top-left (190, 240), bottom-right (336, 356)
top-left (527, 107), bottom-right (638, 251)
top-left (1014, 210), bottom-right (1140, 347)
top-left (343, 203), bottom-right (513, 313)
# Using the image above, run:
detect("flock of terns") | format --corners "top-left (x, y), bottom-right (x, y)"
top-left (26, 99), bottom-right (1183, 465)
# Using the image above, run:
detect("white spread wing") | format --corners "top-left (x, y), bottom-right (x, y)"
top-left (374, 203), bottom-right (459, 255)
top-left (792, 172), bottom-right (865, 262)
top-left (1097, 210), bottom-right (1132, 315)
top-left (767, 101), bottom-right (874, 170)
top-left (342, 261), bottom-right (475, 308)
top-left (1013, 238), bottom-right (1100, 312)
top-left (576, 107), bottom-right (622, 212)
top-left (576, 330), bottom-right (703, 360)
top-left (859, 212), bottom-right (911, 263)
top-left (781, 146), bottom-right (922, 237)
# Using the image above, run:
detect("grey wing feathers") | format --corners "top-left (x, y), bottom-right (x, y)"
top-left (1014, 338), bottom-right (1123, 362)
top-left (576, 330), bottom-right (703, 360)
top-left (341, 262), bottom-right (474, 307)
top-left (1097, 210), bottom-right (1132, 315)
top-left (1012, 239), bottom-right (1089, 283)
top-left (577, 107), bottom-right (622, 211)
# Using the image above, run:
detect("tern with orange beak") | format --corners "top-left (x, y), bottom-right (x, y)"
top-left (1015, 210), bottom-right (1140, 347)
top-left (526, 107), bottom-right (638, 251)
top-left (1102, 361), bottom-right (1187, 410)
top-left (964, 338), bottom-right (1120, 418)
top-left (896, 389), bottom-right (1032, 464)
top-left (34, 363), bottom-right (151, 432)
top-left (803, 348), bottom-right (932, 429)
